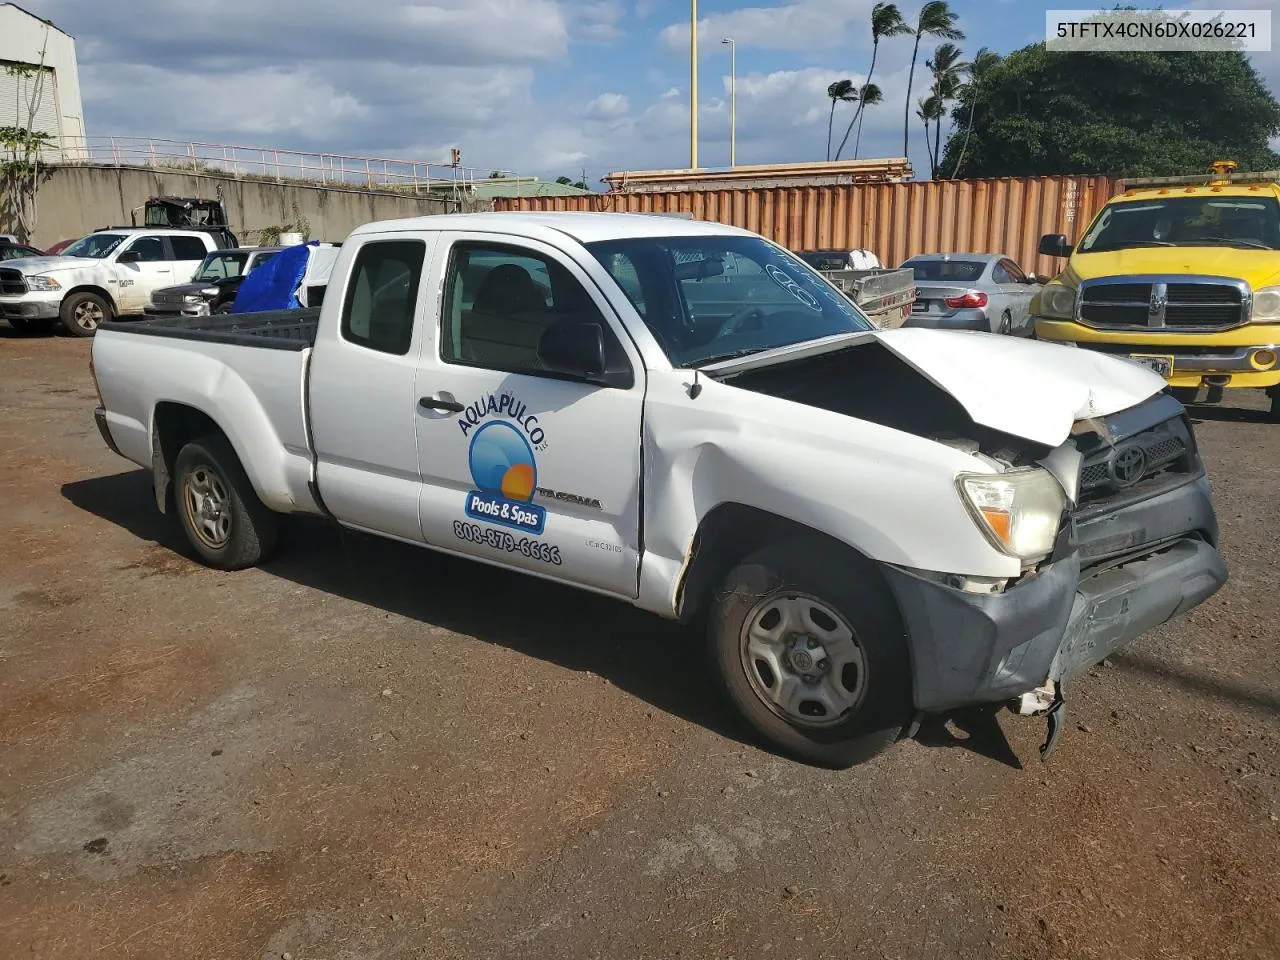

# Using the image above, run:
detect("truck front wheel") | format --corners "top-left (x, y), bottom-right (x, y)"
top-left (173, 434), bottom-right (279, 570)
top-left (708, 540), bottom-right (913, 768)
top-left (59, 291), bottom-right (113, 337)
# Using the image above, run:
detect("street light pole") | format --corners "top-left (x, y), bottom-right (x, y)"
top-left (690, 0), bottom-right (698, 170)
top-left (721, 37), bottom-right (736, 168)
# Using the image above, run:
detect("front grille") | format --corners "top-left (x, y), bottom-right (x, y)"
top-left (0, 268), bottom-right (26, 295)
top-left (152, 292), bottom-right (186, 305)
top-left (1079, 278), bottom-right (1247, 331)
top-left (1075, 413), bottom-right (1196, 507)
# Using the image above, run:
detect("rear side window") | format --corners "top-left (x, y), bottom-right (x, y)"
top-left (341, 240), bottom-right (425, 355)
top-left (170, 236), bottom-right (210, 261)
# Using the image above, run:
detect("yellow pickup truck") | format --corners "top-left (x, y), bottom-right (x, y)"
top-left (1032, 162), bottom-right (1280, 420)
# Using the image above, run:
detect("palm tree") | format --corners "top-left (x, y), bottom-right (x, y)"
top-left (925, 42), bottom-right (967, 178)
top-left (903, 1), bottom-right (964, 161)
top-left (850, 83), bottom-right (883, 159)
top-left (917, 95), bottom-right (943, 175)
top-left (949, 47), bottom-right (1000, 178)
top-left (826, 80), bottom-right (858, 161)
top-left (833, 3), bottom-right (910, 161)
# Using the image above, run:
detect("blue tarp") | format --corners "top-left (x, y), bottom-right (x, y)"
top-left (231, 241), bottom-right (317, 313)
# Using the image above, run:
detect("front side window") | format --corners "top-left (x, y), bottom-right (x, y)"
top-left (196, 252), bottom-right (251, 281)
top-left (341, 240), bottom-right (425, 355)
top-left (999, 259), bottom-right (1027, 283)
top-left (991, 262), bottom-right (1012, 284)
top-left (441, 242), bottom-right (628, 378)
top-left (1078, 196), bottom-right (1280, 252)
top-left (587, 235), bottom-right (872, 367)
top-left (63, 233), bottom-right (126, 259)
top-left (128, 236), bottom-right (167, 262)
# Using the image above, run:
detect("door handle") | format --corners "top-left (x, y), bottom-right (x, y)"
top-left (419, 394), bottom-right (464, 414)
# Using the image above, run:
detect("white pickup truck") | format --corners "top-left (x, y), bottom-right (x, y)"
top-left (89, 212), bottom-right (1227, 767)
top-left (0, 228), bottom-right (219, 336)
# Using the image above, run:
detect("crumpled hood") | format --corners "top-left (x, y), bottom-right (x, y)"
top-left (5, 255), bottom-right (87, 274)
top-left (871, 327), bottom-right (1166, 447)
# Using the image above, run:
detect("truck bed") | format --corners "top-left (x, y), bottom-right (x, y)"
top-left (100, 308), bottom-right (320, 351)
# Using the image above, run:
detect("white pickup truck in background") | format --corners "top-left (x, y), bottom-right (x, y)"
top-left (0, 228), bottom-right (219, 336)
top-left (89, 212), bottom-right (1227, 767)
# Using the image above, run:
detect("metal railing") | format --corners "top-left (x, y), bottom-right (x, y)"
top-left (45, 136), bottom-right (518, 197)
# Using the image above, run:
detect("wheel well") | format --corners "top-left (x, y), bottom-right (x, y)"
top-left (151, 403), bottom-right (227, 514)
top-left (675, 503), bottom-right (896, 623)
top-left (64, 285), bottom-right (118, 313)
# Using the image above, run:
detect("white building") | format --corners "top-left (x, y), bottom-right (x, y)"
top-left (0, 3), bottom-right (86, 158)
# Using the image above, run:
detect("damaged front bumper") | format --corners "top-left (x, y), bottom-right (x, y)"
top-left (882, 474), bottom-right (1226, 714)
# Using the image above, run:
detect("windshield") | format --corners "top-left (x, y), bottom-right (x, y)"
top-left (902, 258), bottom-right (987, 282)
top-left (196, 252), bottom-right (252, 281)
top-left (1079, 196), bottom-right (1280, 252)
top-left (586, 235), bottom-right (873, 367)
top-left (62, 233), bottom-right (127, 259)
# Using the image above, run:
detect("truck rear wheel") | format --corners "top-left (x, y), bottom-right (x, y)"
top-left (708, 540), bottom-right (912, 768)
top-left (59, 291), bottom-right (113, 337)
top-left (173, 434), bottom-right (279, 570)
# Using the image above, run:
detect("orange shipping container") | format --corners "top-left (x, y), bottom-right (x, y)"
top-left (493, 175), bottom-right (1120, 279)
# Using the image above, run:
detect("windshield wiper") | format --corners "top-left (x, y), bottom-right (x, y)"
top-left (1085, 240), bottom-right (1177, 252)
top-left (1188, 237), bottom-right (1274, 250)
top-left (689, 347), bottom-right (766, 367)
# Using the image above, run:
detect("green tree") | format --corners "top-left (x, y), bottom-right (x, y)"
top-left (939, 41), bottom-right (1280, 178)
top-left (834, 3), bottom-right (911, 161)
top-left (825, 79), bottom-right (858, 161)
top-left (556, 174), bottom-right (589, 190)
top-left (1, 59), bottom-right (54, 243)
top-left (902, 2), bottom-right (963, 161)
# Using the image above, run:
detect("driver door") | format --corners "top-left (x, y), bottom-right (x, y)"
top-left (113, 235), bottom-right (174, 314)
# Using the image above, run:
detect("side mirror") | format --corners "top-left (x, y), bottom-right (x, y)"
top-left (117, 250), bottom-right (142, 264)
top-left (539, 321), bottom-right (606, 380)
top-left (1037, 234), bottom-right (1073, 258)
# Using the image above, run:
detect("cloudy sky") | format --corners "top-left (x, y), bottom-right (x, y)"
top-left (17, 0), bottom-right (1280, 184)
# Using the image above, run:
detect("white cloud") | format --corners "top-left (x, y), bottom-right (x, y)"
top-left (584, 92), bottom-right (631, 120)
top-left (660, 0), bottom-right (878, 53)
top-left (570, 0), bottom-right (627, 44)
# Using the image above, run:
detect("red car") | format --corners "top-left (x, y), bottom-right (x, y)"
top-left (44, 237), bottom-right (79, 256)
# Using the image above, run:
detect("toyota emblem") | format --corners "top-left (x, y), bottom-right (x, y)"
top-left (1109, 445), bottom-right (1147, 487)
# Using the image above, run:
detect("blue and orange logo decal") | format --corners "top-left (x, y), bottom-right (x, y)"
top-left (464, 420), bottom-right (546, 534)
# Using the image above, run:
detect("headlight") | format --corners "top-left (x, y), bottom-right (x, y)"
top-left (958, 468), bottom-right (1067, 562)
top-left (183, 294), bottom-right (204, 304)
top-left (1252, 285), bottom-right (1280, 322)
top-left (26, 275), bottom-right (61, 291)
top-left (1036, 284), bottom-right (1077, 320)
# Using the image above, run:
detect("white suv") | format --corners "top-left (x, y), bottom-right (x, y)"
top-left (0, 228), bottom-right (218, 336)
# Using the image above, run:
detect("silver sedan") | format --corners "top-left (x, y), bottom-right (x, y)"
top-left (901, 252), bottom-right (1043, 335)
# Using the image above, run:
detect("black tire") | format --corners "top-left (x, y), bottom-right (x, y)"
top-left (997, 311), bottom-right (1012, 335)
top-left (58, 291), bottom-right (113, 337)
top-left (708, 539), bottom-right (913, 768)
top-left (1171, 386), bottom-right (1199, 406)
top-left (1269, 389), bottom-right (1280, 423)
top-left (213, 301), bottom-right (234, 315)
top-left (173, 434), bottom-right (279, 570)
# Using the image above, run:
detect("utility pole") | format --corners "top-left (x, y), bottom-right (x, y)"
top-left (722, 37), bottom-right (736, 168)
top-left (690, 0), bottom-right (698, 170)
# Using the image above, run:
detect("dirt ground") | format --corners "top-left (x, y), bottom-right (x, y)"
top-left (1, 328), bottom-right (1277, 960)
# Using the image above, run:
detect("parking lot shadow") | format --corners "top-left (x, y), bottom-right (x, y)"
top-left (61, 469), bottom-right (758, 753)
top-left (62, 469), bottom-right (1038, 768)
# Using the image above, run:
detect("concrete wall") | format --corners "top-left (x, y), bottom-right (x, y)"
top-left (15, 164), bottom-right (471, 249)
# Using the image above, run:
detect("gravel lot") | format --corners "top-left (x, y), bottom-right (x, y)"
top-left (1, 329), bottom-right (1277, 960)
